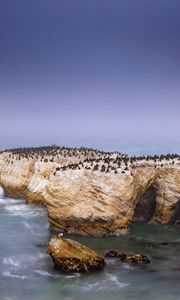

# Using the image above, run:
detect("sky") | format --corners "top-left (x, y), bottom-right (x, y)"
top-left (0, 0), bottom-right (180, 154)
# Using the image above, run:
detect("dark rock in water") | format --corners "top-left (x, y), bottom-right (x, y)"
top-left (48, 236), bottom-right (105, 272)
top-left (152, 255), bottom-right (170, 261)
top-left (157, 241), bottom-right (180, 248)
top-left (35, 243), bottom-right (47, 248)
top-left (158, 242), bottom-right (169, 246)
top-left (146, 269), bottom-right (157, 273)
top-left (147, 241), bottom-right (180, 250)
top-left (105, 250), bottom-right (126, 260)
top-left (105, 250), bottom-right (150, 264)
top-left (125, 253), bottom-right (150, 264)
top-left (173, 268), bottom-right (180, 272)
top-left (175, 220), bottom-right (180, 226)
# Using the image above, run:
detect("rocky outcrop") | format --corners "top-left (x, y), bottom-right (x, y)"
top-left (105, 251), bottom-right (127, 260)
top-left (0, 147), bottom-right (180, 236)
top-left (105, 251), bottom-right (150, 264)
top-left (48, 236), bottom-right (105, 272)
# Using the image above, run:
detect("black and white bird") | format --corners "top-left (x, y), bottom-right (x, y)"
top-left (58, 232), bottom-right (63, 237)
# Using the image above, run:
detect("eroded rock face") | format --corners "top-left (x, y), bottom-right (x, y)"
top-left (133, 186), bottom-right (157, 222)
top-left (150, 169), bottom-right (180, 224)
top-left (0, 148), bottom-right (180, 236)
top-left (48, 236), bottom-right (105, 272)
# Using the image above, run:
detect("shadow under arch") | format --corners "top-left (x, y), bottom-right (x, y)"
top-left (171, 200), bottom-right (180, 224)
top-left (133, 185), bottom-right (157, 223)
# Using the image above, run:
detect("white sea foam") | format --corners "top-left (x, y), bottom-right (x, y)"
top-left (3, 257), bottom-right (20, 267)
top-left (65, 273), bottom-right (81, 279)
top-left (4, 205), bottom-right (33, 216)
top-left (22, 252), bottom-right (48, 265)
top-left (22, 221), bottom-right (40, 235)
top-left (4, 203), bottom-right (45, 217)
top-left (0, 198), bottom-right (24, 205)
top-left (0, 198), bottom-right (6, 204)
top-left (81, 273), bottom-right (129, 292)
top-left (0, 186), bottom-right (4, 197)
top-left (3, 252), bottom-right (48, 272)
top-left (34, 270), bottom-right (63, 278)
top-left (22, 221), bottom-right (32, 229)
top-left (122, 264), bottom-right (135, 270)
top-left (34, 270), bottom-right (55, 276)
top-left (2, 271), bottom-right (28, 280)
top-left (33, 269), bottom-right (81, 279)
top-left (22, 221), bottom-right (48, 236)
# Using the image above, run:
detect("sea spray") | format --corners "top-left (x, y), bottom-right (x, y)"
top-left (0, 185), bottom-right (4, 198)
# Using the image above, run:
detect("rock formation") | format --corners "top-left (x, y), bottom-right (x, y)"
top-left (105, 250), bottom-right (127, 260)
top-left (0, 146), bottom-right (180, 236)
top-left (105, 251), bottom-right (150, 264)
top-left (48, 236), bottom-right (105, 272)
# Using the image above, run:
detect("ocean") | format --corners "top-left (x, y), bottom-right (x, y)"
top-left (0, 188), bottom-right (180, 300)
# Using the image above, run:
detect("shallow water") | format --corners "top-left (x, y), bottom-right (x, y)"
top-left (0, 192), bottom-right (180, 300)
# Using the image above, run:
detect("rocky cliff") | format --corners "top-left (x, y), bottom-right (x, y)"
top-left (0, 146), bottom-right (180, 236)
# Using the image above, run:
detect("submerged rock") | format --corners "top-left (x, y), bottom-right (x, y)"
top-left (105, 251), bottom-right (150, 264)
top-left (48, 236), bottom-right (105, 272)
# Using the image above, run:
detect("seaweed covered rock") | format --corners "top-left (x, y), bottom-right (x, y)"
top-left (48, 236), bottom-right (105, 272)
top-left (125, 253), bottom-right (150, 264)
top-left (105, 250), bottom-right (126, 260)
top-left (105, 251), bottom-right (150, 264)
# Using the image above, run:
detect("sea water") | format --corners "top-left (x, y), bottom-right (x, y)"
top-left (0, 190), bottom-right (180, 300)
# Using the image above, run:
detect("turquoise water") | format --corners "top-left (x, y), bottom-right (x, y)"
top-left (0, 191), bottom-right (180, 300)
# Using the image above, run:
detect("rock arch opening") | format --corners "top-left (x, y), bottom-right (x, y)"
top-left (171, 200), bottom-right (180, 224)
top-left (133, 186), bottom-right (157, 223)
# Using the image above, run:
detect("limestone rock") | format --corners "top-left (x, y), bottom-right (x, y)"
top-left (0, 148), bottom-right (180, 236)
top-left (48, 236), bottom-right (105, 272)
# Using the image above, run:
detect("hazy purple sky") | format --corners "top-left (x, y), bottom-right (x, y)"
top-left (0, 0), bottom-right (180, 153)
